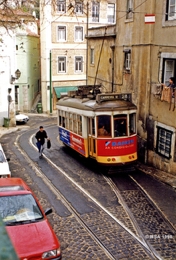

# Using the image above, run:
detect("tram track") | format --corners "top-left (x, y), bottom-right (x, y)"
top-left (106, 170), bottom-right (176, 260)
top-left (12, 130), bottom-right (161, 260)
top-left (104, 176), bottom-right (162, 260)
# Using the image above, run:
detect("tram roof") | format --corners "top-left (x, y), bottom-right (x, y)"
top-left (56, 97), bottom-right (137, 111)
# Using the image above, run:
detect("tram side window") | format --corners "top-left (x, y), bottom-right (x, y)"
top-left (77, 115), bottom-right (82, 135)
top-left (69, 113), bottom-right (73, 131)
top-left (73, 114), bottom-right (77, 133)
top-left (129, 113), bottom-right (136, 135)
top-left (114, 115), bottom-right (127, 137)
top-left (97, 115), bottom-right (111, 137)
top-left (65, 112), bottom-right (69, 129)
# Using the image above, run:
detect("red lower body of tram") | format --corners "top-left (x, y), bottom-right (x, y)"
top-left (59, 127), bottom-right (137, 166)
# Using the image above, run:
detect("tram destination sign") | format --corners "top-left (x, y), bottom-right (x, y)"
top-left (96, 93), bottom-right (132, 103)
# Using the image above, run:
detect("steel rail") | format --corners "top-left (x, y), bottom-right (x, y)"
top-left (104, 176), bottom-right (162, 260)
top-left (28, 133), bottom-right (162, 259)
top-left (15, 134), bottom-right (116, 260)
top-left (129, 175), bottom-right (176, 234)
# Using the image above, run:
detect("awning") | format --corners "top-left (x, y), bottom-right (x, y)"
top-left (54, 86), bottom-right (78, 98)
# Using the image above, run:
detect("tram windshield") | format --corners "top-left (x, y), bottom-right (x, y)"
top-left (97, 115), bottom-right (111, 137)
top-left (114, 115), bottom-right (127, 137)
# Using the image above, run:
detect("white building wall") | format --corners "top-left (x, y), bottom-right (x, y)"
top-left (0, 27), bottom-right (16, 126)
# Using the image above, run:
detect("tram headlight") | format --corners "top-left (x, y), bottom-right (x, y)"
top-left (112, 158), bottom-right (116, 161)
top-left (107, 158), bottom-right (111, 162)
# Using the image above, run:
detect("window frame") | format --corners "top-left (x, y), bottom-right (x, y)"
top-left (57, 25), bottom-right (66, 42)
top-left (167, 0), bottom-right (176, 20)
top-left (58, 56), bottom-right (67, 73)
top-left (92, 2), bottom-right (100, 22)
top-left (156, 126), bottom-right (173, 159)
top-left (126, 0), bottom-right (133, 19)
top-left (124, 50), bottom-right (131, 71)
top-left (57, 0), bottom-right (66, 13)
top-left (75, 0), bottom-right (83, 15)
top-left (75, 56), bottom-right (83, 73)
top-left (90, 48), bottom-right (94, 65)
top-left (113, 115), bottom-right (128, 137)
top-left (162, 58), bottom-right (175, 86)
top-left (107, 3), bottom-right (115, 24)
top-left (97, 115), bottom-right (111, 138)
top-left (75, 26), bottom-right (84, 42)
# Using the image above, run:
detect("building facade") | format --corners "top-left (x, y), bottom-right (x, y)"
top-left (16, 14), bottom-right (40, 112)
top-left (87, 0), bottom-right (176, 175)
top-left (0, 10), bottom-right (40, 126)
top-left (40, 0), bottom-right (116, 113)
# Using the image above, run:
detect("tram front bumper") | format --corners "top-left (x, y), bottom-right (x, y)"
top-left (96, 152), bottom-right (137, 165)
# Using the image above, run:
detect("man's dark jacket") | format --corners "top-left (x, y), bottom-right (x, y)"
top-left (35, 130), bottom-right (48, 145)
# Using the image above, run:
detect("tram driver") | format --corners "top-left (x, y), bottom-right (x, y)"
top-left (98, 124), bottom-right (109, 136)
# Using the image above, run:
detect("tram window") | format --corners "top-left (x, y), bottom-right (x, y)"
top-left (69, 119), bottom-right (73, 130)
top-left (59, 115), bottom-right (62, 126)
top-left (78, 115), bottom-right (82, 136)
top-left (92, 118), bottom-right (95, 136)
top-left (62, 117), bottom-right (65, 127)
top-left (65, 117), bottom-right (69, 129)
top-left (77, 115), bottom-right (82, 121)
top-left (129, 113), bottom-right (136, 135)
top-left (97, 115), bottom-right (111, 137)
top-left (78, 122), bottom-right (82, 135)
top-left (73, 120), bottom-right (77, 133)
top-left (62, 111), bottom-right (65, 117)
top-left (114, 115), bottom-right (127, 137)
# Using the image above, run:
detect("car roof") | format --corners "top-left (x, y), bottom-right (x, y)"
top-left (0, 178), bottom-right (30, 193)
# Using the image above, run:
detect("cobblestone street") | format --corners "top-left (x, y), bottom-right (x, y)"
top-left (0, 116), bottom-right (176, 259)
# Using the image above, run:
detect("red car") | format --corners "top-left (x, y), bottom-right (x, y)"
top-left (0, 178), bottom-right (62, 260)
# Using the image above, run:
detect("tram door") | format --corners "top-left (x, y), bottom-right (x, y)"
top-left (88, 117), bottom-right (96, 158)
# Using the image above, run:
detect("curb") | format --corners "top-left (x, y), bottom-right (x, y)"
top-left (136, 162), bottom-right (176, 190)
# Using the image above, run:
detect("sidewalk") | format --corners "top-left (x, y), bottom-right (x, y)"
top-left (0, 114), bottom-right (176, 190)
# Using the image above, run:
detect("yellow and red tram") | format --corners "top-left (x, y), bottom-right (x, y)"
top-left (56, 89), bottom-right (137, 166)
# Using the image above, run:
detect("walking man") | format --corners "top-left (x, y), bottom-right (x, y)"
top-left (35, 126), bottom-right (49, 159)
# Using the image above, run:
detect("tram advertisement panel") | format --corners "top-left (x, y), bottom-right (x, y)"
top-left (97, 136), bottom-right (137, 156)
top-left (59, 127), bottom-right (85, 156)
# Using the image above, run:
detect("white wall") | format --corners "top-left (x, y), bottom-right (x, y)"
top-left (0, 27), bottom-right (16, 126)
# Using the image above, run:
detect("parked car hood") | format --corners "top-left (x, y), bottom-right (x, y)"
top-left (16, 114), bottom-right (29, 120)
top-left (6, 219), bottom-right (59, 258)
top-left (0, 163), bottom-right (11, 176)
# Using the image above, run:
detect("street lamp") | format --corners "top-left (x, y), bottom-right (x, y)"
top-left (11, 69), bottom-right (21, 84)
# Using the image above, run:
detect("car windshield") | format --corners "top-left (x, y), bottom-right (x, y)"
top-left (0, 194), bottom-right (44, 225)
top-left (0, 151), bottom-right (6, 163)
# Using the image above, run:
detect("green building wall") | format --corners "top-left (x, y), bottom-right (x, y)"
top-left (16, 35), bottom-right (40, 112)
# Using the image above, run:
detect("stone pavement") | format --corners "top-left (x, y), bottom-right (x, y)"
top-left (0, 113), bottom-right (176, 191)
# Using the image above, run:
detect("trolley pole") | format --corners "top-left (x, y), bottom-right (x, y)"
top-left (50, 50), bottom-right (52, 114)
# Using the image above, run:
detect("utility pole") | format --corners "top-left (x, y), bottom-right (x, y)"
top-left (86, 2), bottom-right (89, 86)
top-left (50, 50), bottom-right (52, 114)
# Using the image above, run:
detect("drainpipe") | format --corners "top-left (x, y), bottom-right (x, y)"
top-left (50, 50), bottom-right (52, 114)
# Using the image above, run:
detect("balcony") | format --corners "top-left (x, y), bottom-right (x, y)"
top-left (87, 25), bottom-right (116, 39)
